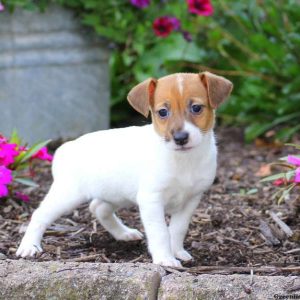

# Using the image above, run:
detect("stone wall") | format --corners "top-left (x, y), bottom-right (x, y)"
top-left (0, 5), bottom-right (110, 144)
top-left (0, 260), bottom-right (298, 300)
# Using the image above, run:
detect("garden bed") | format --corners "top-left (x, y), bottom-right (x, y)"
top-left (0, 128), bottom-right (299, 276)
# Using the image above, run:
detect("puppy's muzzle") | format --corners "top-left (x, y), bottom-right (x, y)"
top-left (173, 131), bottom-right (189, 146)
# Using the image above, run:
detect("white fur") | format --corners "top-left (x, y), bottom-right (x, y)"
top-left (165, 121), bottom-right (205, 151)
top-left (16, 124), bottom-right (217, 267)
top-left (177, 74), bottom-right (184, 96)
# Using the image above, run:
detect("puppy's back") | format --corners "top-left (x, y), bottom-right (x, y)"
top-left (50, 125), bottom-right (155, 202)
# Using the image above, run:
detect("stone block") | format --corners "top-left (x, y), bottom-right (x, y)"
top-left (158, 273), bottom-right (299, 300)
top-left (0, 260), bottom-right (165, 300)
top-left (1, 260), bottom-right (298, 300)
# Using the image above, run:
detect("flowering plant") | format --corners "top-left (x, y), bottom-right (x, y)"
top-left (5, 0), bottom-right (300, 142)
top-left (261, 144), bottom-right (300, 204)
top-left (0, 131), bottom-right (52, 202)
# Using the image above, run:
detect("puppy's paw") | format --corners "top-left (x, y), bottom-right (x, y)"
top-left (174, 249), bottom-right (193, 261)
top-left (16, 241), bottom-right (43, 258)
top-left (153, 256), bottom-right (182, 268)
top-left (115, 228), bottom-right (143, 241)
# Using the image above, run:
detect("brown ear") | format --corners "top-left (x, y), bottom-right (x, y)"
top-left (200, 72), bottom-right (233, 109)
top-left (127, 78), bottom-right (157, 118)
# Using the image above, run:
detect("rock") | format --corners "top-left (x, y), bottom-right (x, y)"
top-left (158, 273), bottom-right (298, 300)
top-left (0, 5), bottom-right (109, 144)
top-left (0, 260), bottom-right (164, 300)
top-left (1, 260), bottom-right (298, 299)
top-left (0, 253), bottom-right (7, 260)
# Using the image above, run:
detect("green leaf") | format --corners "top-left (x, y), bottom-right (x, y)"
top-left (9, 129), bottom-right (22, 145)
top-left (285, 143), bottom-right (300, 150)
top-left (285, 170), bottom-right (296, 181)
top-left (15, 139), bottom-right (51, 165)
top-left (14, 178), bottom-right (39, 188)
top-left (277, 183), bottom-right (296, 204)
top-left (276, 125), bottom-right (300, 142)
top-left (246, 188), bottom-right (258, 195)
top-left (245, 112), bottom-right (300, 142)
top-left (260, 172), bottom-right (286, 182)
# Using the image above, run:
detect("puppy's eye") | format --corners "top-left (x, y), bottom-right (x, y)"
top-left (190, 104), bottom-right (203, 115)
top-left (158, 108), bottom-right (169, 118)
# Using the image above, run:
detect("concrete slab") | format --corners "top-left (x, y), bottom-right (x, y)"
top-left (0, 260), bottom-right (298, 300)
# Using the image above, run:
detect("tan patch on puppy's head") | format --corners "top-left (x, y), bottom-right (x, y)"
top-left (127, 72), bottom-right (233, 143)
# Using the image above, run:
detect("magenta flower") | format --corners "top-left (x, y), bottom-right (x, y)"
top-left (186, 0), bottom-right (213, 16)
top-left (182, 30), bottom-right (192, 42)
top-left (130, 0), bottom-right (150, 9)
top-left (0, 184), bottom-right (8, 197)
top-left (153, 16), bottom-right (181, 38)
top-left (169, 17), bottom-right (181, 30)
top-left (0, 135), bottom-right (6, 143)
top-left (0, 142), bottom-right (19, 166)
top-left (15, 192), bottom-right (30, 203)
top-left (0, 166), bottom-right (13, 197)
top-left (273, 179), bottom-right (284, 186)
top-left (288, 155), bottom-right (300, 183)
top-left (287, 155), bottom-right (300, 167)
top-left (0, 166), bottom-right (13, 185)
top-left (0, 2), bottom-right (4, 12)
top-left (295, 169), bottom-right (300, 183)
top-left (32, 147), bottom-right (53, 162)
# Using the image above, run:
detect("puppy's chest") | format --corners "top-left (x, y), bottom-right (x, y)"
top-left (162, 167), bottom-right (214, 213)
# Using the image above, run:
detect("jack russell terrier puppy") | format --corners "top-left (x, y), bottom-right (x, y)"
top-left (17, 72), bottom-right (233, 267)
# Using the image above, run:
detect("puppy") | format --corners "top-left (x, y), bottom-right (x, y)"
top-left (16, 72), bottom-right (233, 267)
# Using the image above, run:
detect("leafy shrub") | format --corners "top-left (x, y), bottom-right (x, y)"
top-left (2, 0), bottom-right (300, 140)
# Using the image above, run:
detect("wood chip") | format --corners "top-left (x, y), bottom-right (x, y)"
top-left (269, 211), bottom-right (293, 238)
top-left (68, 254), bottom-right (100, 262)
top-left (259, 220), bottom-right (280, 246)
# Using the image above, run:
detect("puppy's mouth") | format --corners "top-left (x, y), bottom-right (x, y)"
top-left (174, 146), bottom-right (193, 152)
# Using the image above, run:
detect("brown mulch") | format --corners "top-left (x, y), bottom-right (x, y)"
top-left (0, 128), bottom-right (299, 276)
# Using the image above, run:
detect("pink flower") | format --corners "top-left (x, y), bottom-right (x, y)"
top-left (0, 166), bottom-right (13, 185)
top-left (287, 155), bottom-right (300, 167)
top-left (0, 166), bottom-right (13, 198)
top-left (295, 168), bottom-right (300, 183)
top-left (0, 2), bottom-right (5, 12)
top-left (130, 0), bottom-right (150, 9)
top-left (287, 155), bottom-right (300, 183)
top-left (153, 16), bottom-right (181, 38)
top-left (0, 135), bottom-right (7, 143)
top-left (169, 17), bottom-right (181, 30)
top-left (32, 147), bottom-right (53, 162)
top-left (182, 30), bottom-right (192, 42)
top-left (273, 179), bottom-right (284, 186)
top-left (186, 0), bottom-right (213, 16)
top-left (0, 142), bottom-right (19, 166)
top-left (0, 184), bottom-right (8, 197)
top-left (15, 192), bottom-right (30, 203)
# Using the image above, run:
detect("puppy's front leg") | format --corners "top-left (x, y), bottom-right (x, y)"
top-left (169, 197), bottom-right (200, 261)
top-left (138, 192), bottom-right (182, 267)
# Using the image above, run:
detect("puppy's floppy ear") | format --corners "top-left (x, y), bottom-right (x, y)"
top-left (200, 71), bottom-right (233, 109)
top-left (127, 78), bottom-right (157, 118)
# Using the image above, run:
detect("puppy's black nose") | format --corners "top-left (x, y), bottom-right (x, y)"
top-left (173, 131), bottom-right (189, 146)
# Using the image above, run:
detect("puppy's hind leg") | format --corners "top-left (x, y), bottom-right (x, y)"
top-left (16, 182), bottom-right (85, 258)
top-left (89, 199), bottom-right (143, 241)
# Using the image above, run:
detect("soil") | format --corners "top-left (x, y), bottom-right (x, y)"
top-left (0, 127), bottom-right (299, 276)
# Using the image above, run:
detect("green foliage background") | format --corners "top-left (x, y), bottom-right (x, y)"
top-left (4, 0), bottom-right (300, 141)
